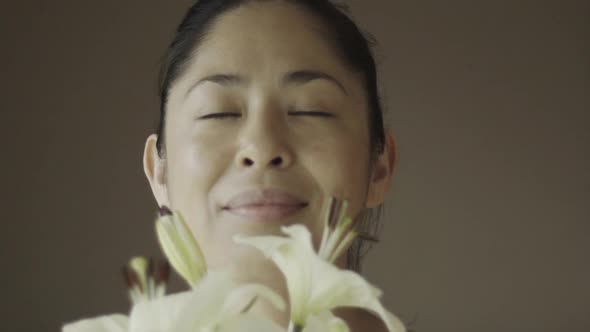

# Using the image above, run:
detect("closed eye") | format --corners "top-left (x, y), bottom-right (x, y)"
top-left (288, 111), bottom-right (335, 117)
top-left (198, 112), bottom-right (241, 120)
top-left (199, 111), bottom-right (335, 119)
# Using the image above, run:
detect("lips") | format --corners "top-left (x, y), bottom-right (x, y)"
top-left (223, 188), bottom-right (308, 222)
top-left (224, 188), bottom-right (307, 209)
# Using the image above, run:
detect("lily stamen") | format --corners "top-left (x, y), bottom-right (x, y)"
top-left (122, 257), bottom-right (170, 305)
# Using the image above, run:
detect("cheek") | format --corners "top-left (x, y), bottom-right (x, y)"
top-left (166, 127), bottom-right (234, 218)
top-left (165, 133), bottom-right (237, 260)
top-left (299, 126), bottom-right (371, 214)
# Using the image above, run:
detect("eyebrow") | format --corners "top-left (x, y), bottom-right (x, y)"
top-left (185, 70), bottom-right (348, 98)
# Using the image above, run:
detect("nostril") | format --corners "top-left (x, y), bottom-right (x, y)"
top-left (271, 156), bottom-right (282, 166)
top-left (240, 156), bottom-right (283, 167)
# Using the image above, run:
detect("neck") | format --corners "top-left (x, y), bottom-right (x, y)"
top-left (334, 307), bottom-right (389, 332)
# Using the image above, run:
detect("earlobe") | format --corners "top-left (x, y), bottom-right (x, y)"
top-left (365, 129), bottom-right (397, 208)
top-left (143, 134), bottom-right (170, 207)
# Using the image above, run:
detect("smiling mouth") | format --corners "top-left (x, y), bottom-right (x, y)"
top-left (223, 203), bottom-right (308, 222)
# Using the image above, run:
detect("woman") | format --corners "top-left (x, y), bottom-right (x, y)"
top-left (142, 0), bottom-right (397, 330)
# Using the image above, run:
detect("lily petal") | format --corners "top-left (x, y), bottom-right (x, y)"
top-left (308, 263), bottom-right (405, 332)
top-left (62, 314), bottom-right (128, 332)
top-left (222, 283), bottom-right (286, 316)
top-left (235, 225), bottom-right (313, 325)
top-left (129, 270), bottom-right (286, 332)
top-left (129, 270), bottom-right (233, 331)
top-left (234, 224), bottom-right (406, 332)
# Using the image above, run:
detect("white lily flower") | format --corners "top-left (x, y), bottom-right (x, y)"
top-left (129, 270), bottom-right (286, 332)
top-left (155, 206), bottom-right (207, 287)
top-left (233, 197), bottom-right (406, 332)
top-left (62, 270), bottom-right (286, 332)
top-left (122, 257), bottom-right (170, 304)
top-left (62, 314), bottom-right (128, 332)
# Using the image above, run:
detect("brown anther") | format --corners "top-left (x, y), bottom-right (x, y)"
top-left (328, 197), bottom-right (344, 228)
top-left (155, 259), bottom-right (171, 285)
top-left (158, 205), bottom-right (173, 217)
top-left (121, 266), bottom-right (143, 292)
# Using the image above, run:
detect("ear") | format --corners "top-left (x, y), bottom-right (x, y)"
top-left (143, 134), bottom-right (170, 207)
top-left (365, 128), bottom-right (397, 208)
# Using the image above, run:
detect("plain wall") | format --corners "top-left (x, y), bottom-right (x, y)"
top-left (1, 0), bottom-right (588, 331)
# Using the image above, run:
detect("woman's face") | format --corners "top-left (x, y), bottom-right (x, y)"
top-left (144, 1), bottom-right (394, 277)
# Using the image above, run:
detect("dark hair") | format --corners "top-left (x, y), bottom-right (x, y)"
top-left (155, 0), bottom-right (386, 273)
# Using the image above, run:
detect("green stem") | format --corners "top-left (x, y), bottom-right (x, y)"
top-left (287, 321), bottom-right (303, 332)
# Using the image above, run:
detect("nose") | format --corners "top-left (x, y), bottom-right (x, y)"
top-left (241, 154), bottom-right (287, 168)
top-left (235, 107), bottom-right (294, 170)
top-left (236, 133), bottom-right (293, 170)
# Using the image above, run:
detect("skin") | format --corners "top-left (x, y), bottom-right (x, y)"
top-left (143, 1), bottom-right (397, 330)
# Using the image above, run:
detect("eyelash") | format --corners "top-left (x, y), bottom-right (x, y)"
top-left (199, 113), bottom-right (240, 120)
top-left (199, 111), bottom-right (334, 120)
top-left (290, 111), bottom-right (335, 117)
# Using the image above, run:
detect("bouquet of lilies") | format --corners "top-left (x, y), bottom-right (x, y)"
top-left (63, 197), bottom-right (406, 332)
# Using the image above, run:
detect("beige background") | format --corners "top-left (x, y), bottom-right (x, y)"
top-left (1, 0), bottom-right (588, 331)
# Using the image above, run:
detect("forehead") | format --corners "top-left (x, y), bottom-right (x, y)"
top-left (171, 1), bottom-right (361, 94)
